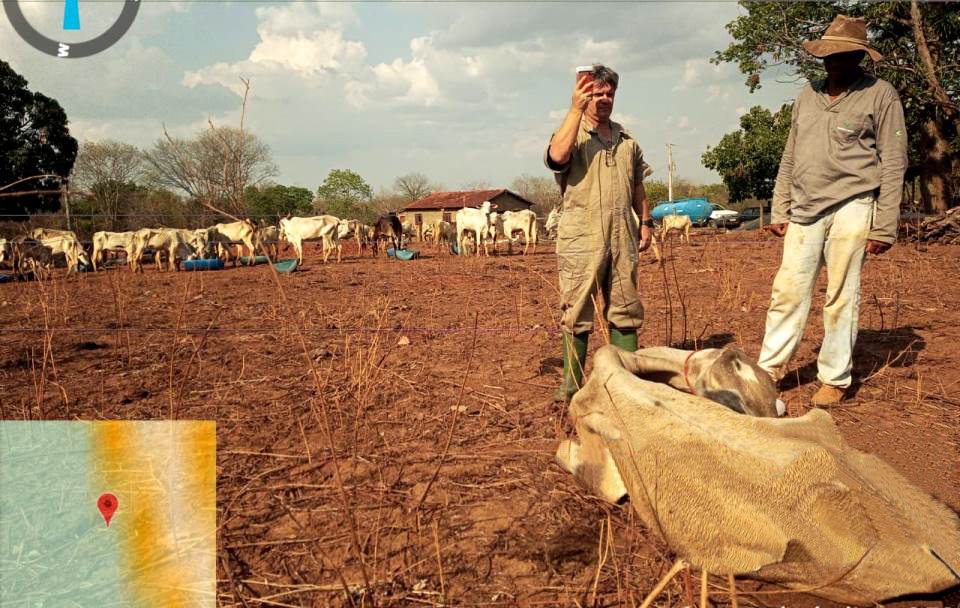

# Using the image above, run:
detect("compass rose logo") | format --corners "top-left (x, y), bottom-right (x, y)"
top-left (4, 0), bottom-right (140, 58)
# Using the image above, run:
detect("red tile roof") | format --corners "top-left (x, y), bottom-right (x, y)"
top-left (401, 189), bottom-right (533, 211)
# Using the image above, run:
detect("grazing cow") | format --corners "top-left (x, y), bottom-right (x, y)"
top-left (91, 231), bottom-right (140, 271)
top-left (278, 215), bottom-right (342, 265)
top-left (431, 220), bottom-right (457, 253)
top-left (255, 225), bottom-right (280, 259)
top-left (496, 209), bottom-right (538, 255)
top-left (130, 228), bottom-right (197, 272)
top-left (12, 238), bottom-right (55, 279)
top-left (371, 214), bottom-right (403, 257)
top-left (556, 344), bottom-right (960, 606)
top-left (660, 213), bottom-right (692, 244)
top-left (37, 234), bottom-right (89, 272)
top-left (29, 228), bottom-right (78, 241)
top-left (205, 220), bottom-right (258, 266)
top-left (0, 239), bottom-right (11, 268)
top-left (456, 201), bottom-right (496, 256)
top-left (400, 219), bottom-right (418, 244)
top-left (336, 219), bottom-right (368, 255)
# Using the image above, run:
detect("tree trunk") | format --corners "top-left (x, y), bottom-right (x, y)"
top-left (918, 117), bottom-right (952, 212)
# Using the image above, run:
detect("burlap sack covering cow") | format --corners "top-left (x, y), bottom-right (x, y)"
top-left (558, 345), bottom-right (960, 605)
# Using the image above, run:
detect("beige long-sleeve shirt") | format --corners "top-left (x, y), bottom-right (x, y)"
top-left (771, 74), bottom-right (907, 244)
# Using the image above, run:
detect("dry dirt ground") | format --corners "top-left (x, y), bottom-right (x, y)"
top-left (1, 232), bottom-right (958, 607)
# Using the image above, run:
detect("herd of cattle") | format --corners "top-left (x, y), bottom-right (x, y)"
top-left (0, 205), bottom-right (552, 278)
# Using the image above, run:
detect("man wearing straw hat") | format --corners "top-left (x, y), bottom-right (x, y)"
top-left (758, 15), bottom-right (907, 405)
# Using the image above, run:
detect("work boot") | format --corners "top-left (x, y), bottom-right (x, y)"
top-left (609, 326), bottom-right (638, 352)
top-left (811, 384), bottom-right (845, 405)
top-left (554, 332), bottom-right (589, 403)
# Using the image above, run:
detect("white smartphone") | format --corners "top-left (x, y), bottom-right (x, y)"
top-left (575, 65), bottom-right (594, 76)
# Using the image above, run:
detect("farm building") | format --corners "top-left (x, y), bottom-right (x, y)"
top-left (398, 189), bottom-right (535, 232)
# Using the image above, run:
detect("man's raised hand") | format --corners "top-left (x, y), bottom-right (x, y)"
top-left (571, 73), bottom-right (593, 112)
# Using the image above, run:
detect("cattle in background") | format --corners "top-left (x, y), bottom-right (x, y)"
top-left (205, 220), bottom-right (258, 266)
top-left (278, 215), bottom-right (342, 265)
top-left (660, 214), bottom-right (692, 244)
top-left (337, 219), bottom-right (368, 255)
top-left (371, 214), bottom-right (403, 256)
top-left (456, 201), bottom-right (496, 256)
top-left (493, 209), bottom-right (538, 255)
top-left (431, 220), bottom-right (457, 253)
top-left (130, 228), bottom-right (199, 272)
top-left (29, 228), bottom-right (78, 241)
top-left (255, 225), bottom-right (280, 259)
top-left (91, 231), bottom-right (140, 270)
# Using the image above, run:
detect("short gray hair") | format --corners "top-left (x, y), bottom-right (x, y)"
top-left (592, 64), bottom-right (619, 89)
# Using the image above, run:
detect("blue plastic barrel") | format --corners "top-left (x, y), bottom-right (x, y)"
top-left (183, 258), bottom-right (224, 271)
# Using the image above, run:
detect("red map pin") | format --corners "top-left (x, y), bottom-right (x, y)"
top-left (97, 493), bottom-right (118, 527)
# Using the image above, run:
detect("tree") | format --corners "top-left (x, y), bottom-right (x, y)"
top-left (246, 184), bottom-right (313, 220)
top-left (702, 105), bottom-right (794, 202)
top-left (143, 125), bottom-right (277, 216)
top-left (394, 173), bottom-right (434, 202)
top-left (70, 140), bottom-right (144, 229)
top-left (645, 179), bottom-right (669, 205)
top-left (0, 60), bottom-right (78, 218)
top-left (315, 169), bottom-right (375, 222)
top-left (461, 179), bottom-right (492, 191)
top-left (713, 1), bottom-right (960, 210)
top-left (510, 174), bottom-right (560, 217)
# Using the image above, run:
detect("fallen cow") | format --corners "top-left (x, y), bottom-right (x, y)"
top-left (557, 344), bottom-right (960, 605)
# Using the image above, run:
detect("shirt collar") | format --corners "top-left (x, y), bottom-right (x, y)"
top-left (581, 116), bottom-right (623, 143)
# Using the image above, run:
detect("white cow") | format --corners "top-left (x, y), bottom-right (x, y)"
top-left (336, 219), bottom-right (368, 254)
top-left (29, 228), bottom-right (78, 241)
top-left (43, 234), bottom-right (89, 272)
top-left (254, 225), bottom-right (280, 259)
top-left (456, 201), bottom-right (495, 256)
top-left (0, 239), bottom-right (10, 268)
top-left (130, 228), bottom-right (197, 272)
top-left (91, 231), bottom-right (140, 271)
top-left (279, 215), bottom-right (342, 265)
top-left (205, 220), bottom-right (258, 266)
top-left (497, 209), bottom-right (538, 255)
top-left (660, 214), bottom-right (692, 244)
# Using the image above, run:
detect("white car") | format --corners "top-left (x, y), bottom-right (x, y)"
top-left (708, 204), bottom-right (740, 228)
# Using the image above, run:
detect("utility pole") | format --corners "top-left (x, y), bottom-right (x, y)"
top-left (62, 181), bottom-right (72, 232)
top-left (666, 143), bottom-right (676, 202)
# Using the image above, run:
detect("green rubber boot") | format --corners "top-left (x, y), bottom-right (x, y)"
top-left (609, 326), bottom-right (638, 352)
top-left (554, 332), bottom-right (589, 403)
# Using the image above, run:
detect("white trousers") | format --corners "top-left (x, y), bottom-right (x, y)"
top-left (758, 195), bottom-right (874, 388)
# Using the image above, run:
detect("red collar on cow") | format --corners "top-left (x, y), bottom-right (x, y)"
top-left (683, 350), bottom-right (699, 396)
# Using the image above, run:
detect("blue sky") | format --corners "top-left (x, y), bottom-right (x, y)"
top-left (1, 1), bottom-right (804, 193)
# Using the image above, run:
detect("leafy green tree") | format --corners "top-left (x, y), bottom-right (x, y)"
top-left (702, 105), bottom-right (793, 203)
top-left (0, 60), bottom-right (78, 218)
top-left (645, 179), bottom-right (669, 205)
top-left (713, 1), bottom-right (959, 210)
top-left (315, 169), bottom-right (374, 222)
top-left (246, 184), bottom-right (313, 220)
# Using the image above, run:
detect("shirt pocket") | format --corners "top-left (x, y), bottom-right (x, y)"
top-left (831, 111), bottom-right (865, 146)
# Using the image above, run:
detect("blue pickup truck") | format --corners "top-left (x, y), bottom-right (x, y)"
top-left (650, 198), bottom-right (713, 226)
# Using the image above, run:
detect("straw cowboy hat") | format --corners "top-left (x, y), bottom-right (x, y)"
top-left (803, 15), bottom-right (883, 61)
